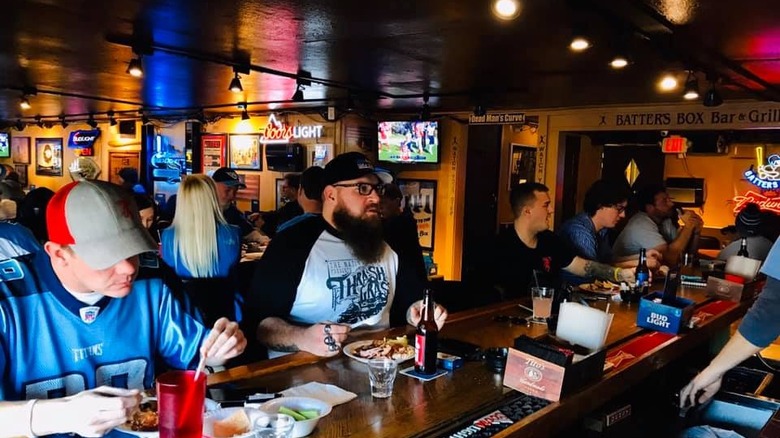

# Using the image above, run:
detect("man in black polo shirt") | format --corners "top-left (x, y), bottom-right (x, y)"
top-left (211, 167), bottom-right (269, 244)
top-left (494, 182), bottom-right (635, 299)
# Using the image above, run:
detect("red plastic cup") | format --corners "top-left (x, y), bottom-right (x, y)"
top-left (157, 370), bottom-right (206, 438)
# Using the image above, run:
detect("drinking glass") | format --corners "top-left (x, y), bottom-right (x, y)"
top-left (157, 370), bottom-right (206, 438)
top-left (367, 358), bottom-right (398, 398)
top-left (530, 287), bottom-right (555, 323)
top-left (255, 413), bottom-right (295, 438)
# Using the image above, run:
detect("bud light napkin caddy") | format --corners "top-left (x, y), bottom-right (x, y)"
top-left (636, 292), bottom-right (695, 334)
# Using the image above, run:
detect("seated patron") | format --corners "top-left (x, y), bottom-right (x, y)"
top-left (211, 167), bottom-right (270, 244)
top-left (613, 184), bottom-right (703, 266)
top-left (245, 152), bottom-right (446, 357)
top-left (494, 183), bottom-right (636, 299)
top-left (559, 180), bottom-right (659, 285)
top-left (0, 180), bottom-right (245, 437)
top-left (718, 202), bottom-right (773, 261)
top-left (277, 166), bottom-right (324, 233)
top-left (381, 182), bottom-right (427, 283)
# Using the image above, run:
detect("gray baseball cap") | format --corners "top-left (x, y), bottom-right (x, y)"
top-left (46, 180), bottom-right (157, 269)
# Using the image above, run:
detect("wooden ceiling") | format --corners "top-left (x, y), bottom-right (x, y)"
top-left (1, 0), bottom-right (779, 125)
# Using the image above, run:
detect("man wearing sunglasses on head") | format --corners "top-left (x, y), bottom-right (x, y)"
top-left (245, 152), bottom-right (447, 358)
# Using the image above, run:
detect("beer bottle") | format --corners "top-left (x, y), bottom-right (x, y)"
top-left (415, 289), bottom-right (439, 375)
top-left (737, 237), bottom-right (750, 258)
top-left (635, 248), bottom-right (650, 294)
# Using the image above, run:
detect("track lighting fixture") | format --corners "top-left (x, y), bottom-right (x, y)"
top-left (108, 110), bottom-right (117, 126)
top-left (291, 84), bottom-right (305, 102)
top-left (43, 121), bottom-right (53, 129)
top-left (19, 95), bottom-right (31, 110)
top-left (241, 109), bottom-right (250, 120)
top-left (229, 70), bottom-right (243, 93)
top-left (683, 72), bottom-right (699, 100)
top-left (14, 120), bottom-right (25, 131)
top-left (703, 74), bottom-right (723, 107)
top-left (141, 113), bottom-right (150, 124)
top-left (345, 93), bottom-right (356, 111)
top-left (35, 115), bottom-right (44, 129)
top-left (127, 56), bottom-right (143, 77)
top-left (658, 73), bottom-right (678, 91)
top-left (59, 115), bottom-right (69, 128)
top-left (609, 55), bottom-right (629, 69)
top-left (87, 114), bottom-right (98, 129)
top-left (195, 110), bottom-right (207, 124)
top-left (419, 92), bottom-right (431, 121)
top-left (492, 0), bottom-right (521, 20)
top-left (473, 104), bottom-right (487, 117)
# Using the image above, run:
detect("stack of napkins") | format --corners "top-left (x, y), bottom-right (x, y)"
top-left (555, 302), bottom-right (613, 351)
top-left (725, 255), bottom-right (762, 281)
top-left (279, 382), bottom-right (356, 406)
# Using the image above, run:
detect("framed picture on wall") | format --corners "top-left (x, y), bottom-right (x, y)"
top-left (108, 152), bottom-right (140, 185)
top-left (201, 134), bottom-right (227, 175)
top-left (14, 164), bottom-right (27, 188)
top-left (35, 138), bottom-right (63, 176)
top-left (397, 179), bottom-right (437, 250)
top-left (12, 136), bottom-right (30, 164)
top-left (229, 134), bottom-right (262, 170)
top-left (508, 143), bottom-right (537, 189)
top-left (275, 178), bottom-right (286, 209)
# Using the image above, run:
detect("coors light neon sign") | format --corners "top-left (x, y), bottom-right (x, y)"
top-left (259, 114), bottom-right (324, 144)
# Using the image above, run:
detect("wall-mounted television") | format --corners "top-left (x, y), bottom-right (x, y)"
top-left (0, 133), bottom-right (10, 158)
top-left (377, 121), bottom-right (439, 164)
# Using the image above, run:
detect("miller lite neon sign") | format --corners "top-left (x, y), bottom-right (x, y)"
top-left (259, 114), bottom-right (323, 144)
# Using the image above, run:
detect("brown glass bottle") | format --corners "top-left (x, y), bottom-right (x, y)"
top-left (415, 289), bottom-right (439, 375)
top-left (737, 237), bottom-right (750, 258)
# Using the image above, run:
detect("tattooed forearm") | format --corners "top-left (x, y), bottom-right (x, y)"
top-left (266, 343), bottom-right (300, 352)
top-left (582, 260), bottom-right (617, 280)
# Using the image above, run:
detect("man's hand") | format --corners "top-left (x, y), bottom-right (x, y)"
top-left (679, 366), bottom-right (724, 409)
top-left (201, 318), bottom-right (247, 366)
top-left (301, 323), bottom-right (351, 357)
top-left (43, 387), bottom-right (140, 437)
top-left (681, 211), bottom-right (704, 231)
top-left (618, 267), bottom-right (637, 284)
top-left (407, 301), bottom-right (448, 330)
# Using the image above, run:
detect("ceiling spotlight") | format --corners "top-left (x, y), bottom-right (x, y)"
top-left (241, 109), bottom-right (250, 120)
top-left (14, 120), bottom-right (25, 131)
top-left (492, 0), bottom-right (521, 20)
top-left (141, 113), bottom-right (150, 125)
top-left (19, 96), bottom-right (31, 110)
top-left (658, 73), bottom-right (679, 91)
top-left (108, 110), bottom-right (117, 126)
top-left (195, 110), bottom-right (207, 124)
top-left (473, 104), bottom-right (487, 117)
top-left (570, 36), bottom-right (591, 51)
top-left (229, 71), bottom-right (243, 93)
top-left (683, 72), bottom-right (699, 100)
top-left (127, 56), bottom-right (143, 77)
top-left (87, 114), bottom-right (98, 129)
top-left (291, 84), bottom-right (305, 102)
top-left (43, 121), bottom-right (53, 129)
top-left (59, 115), bottom-right (69, 128)
top-left (34, 115), bottom-right (44, 128)
top-left (703, 85), bottom-right (723, 107)
top-left (610, 55), bottom-right (629, 69)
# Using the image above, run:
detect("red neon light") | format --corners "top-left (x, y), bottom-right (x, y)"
top-left (661, 136), bottom-right (686, 154)
top-left (732, 190), bottom-right (780, 214)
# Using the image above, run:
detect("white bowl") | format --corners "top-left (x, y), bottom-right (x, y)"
top-left (258, 397), bottom-right (332, 438)
top-left (202, 407), bottom-right (272, 438)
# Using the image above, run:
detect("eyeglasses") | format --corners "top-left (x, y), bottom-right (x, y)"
top-left (332, 183), bottom-right (386, 196)
top-left (611, 204), bottom-right (627, 214)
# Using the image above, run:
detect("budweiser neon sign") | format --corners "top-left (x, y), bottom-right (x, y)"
top-left (259, 114), bottom-right (324, 144)
top-left (732, 190), bottom-right (780, 215)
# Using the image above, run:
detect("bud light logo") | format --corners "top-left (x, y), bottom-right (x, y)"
top-left (68, 130), bottom-right (101, 148)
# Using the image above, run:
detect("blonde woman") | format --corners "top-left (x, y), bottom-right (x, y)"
top-left (160, 174), bottom-right (241, 323)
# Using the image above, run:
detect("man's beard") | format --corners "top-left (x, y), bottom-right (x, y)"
top-left (333, 206), bottom-right (385, 264)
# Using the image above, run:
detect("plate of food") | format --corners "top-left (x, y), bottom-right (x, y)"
top-left (579, 279), bottom-right (621, 295)
top-left (343, 336), bottom-right (416, 363)
top-left (115, 397), bottom-right (220, 437)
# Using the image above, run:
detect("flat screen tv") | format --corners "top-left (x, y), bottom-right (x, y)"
top-left (0, 133), bottom-right (9, 158)
top-left (377, 121), bottom-right (439, 164)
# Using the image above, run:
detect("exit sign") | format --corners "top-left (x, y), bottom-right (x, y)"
top-left (661, 136), bottom-right (689, 154)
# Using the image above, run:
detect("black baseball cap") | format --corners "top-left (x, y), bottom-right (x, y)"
top-left (211, 167), bottom-right (247, 189)
top-left (322, 152), bottom-right (392, 186)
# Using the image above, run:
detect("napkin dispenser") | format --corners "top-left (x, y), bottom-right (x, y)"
top-left (637, 292), bottom-right (695, 334)
top-left (504, 334), bottom-right (606, 402)
top-left (706, 276), bottom-right (764, 302)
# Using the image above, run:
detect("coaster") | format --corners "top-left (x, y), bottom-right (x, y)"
top-left (399, 366), bottom-right (448, 382)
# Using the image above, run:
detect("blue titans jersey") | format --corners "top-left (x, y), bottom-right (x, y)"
top-left (0, 252), bottom-right (208, 402)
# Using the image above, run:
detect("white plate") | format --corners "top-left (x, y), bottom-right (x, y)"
top-left (115, 398), bottom-right (220, 437)
top-left (342, 340), bottom-right (415, 364)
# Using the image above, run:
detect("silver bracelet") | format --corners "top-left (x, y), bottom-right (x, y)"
top-left (26, 399), bottom-right (39, 438)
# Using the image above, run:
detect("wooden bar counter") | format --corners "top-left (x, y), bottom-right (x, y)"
top-left (209, 287), bottom-right (750, 437)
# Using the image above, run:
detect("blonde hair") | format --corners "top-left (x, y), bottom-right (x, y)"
top-left (171, 174), bottom-right (228, 277)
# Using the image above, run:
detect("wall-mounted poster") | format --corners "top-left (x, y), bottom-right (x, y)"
top-left (108, 152), bottom-right (140, 186)
top-left (508, 144), bottom-right (537, 189)
top-left (275, 178), bottom-right (286, 209)
top-left (397, 179), bottom-right (437, 250)
top-left (35, 138), bottom-right (63, 176)
top-left (12, 136), bottom-right (30, 164)
top-left (202, 134), bottom-right (227, 176)
top-left (14, 164), bottom-right (27, 188)
top-left (229, 134), bottom-right (262, 170)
